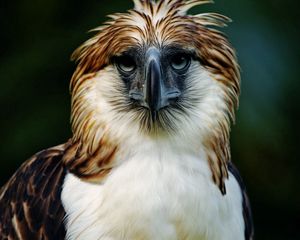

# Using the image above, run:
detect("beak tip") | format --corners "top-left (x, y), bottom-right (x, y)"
top-left (151, 110), bottom-right (158, 122)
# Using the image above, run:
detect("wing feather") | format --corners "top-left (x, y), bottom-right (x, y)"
top-left (228, 161), bottom-right (254, 240)
top-left (0, 144), bottom-right (68, 240)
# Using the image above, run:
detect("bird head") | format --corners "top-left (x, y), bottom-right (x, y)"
top-left (66, 0), bottom-right (240, 190)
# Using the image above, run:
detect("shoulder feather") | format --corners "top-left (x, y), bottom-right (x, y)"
top-left (228, 161), bottom-right (254, 240)
top-left (0, 143), bottom-right (69, 240)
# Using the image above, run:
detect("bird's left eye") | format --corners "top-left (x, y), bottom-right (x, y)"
top-left (170, 54), bottom-right (191, 72)
top-left (115, 55), bottom-right (136, 74)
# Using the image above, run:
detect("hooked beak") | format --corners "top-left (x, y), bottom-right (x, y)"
top-left (145, 48), bottom-right (181, 120)
top-left (129, 48), bottom-right (181, 121)
top-left (145, 49), bottom-right (163, 118)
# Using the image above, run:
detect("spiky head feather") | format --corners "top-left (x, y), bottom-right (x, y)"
top-left (65, 0), bottom-right (240, 193)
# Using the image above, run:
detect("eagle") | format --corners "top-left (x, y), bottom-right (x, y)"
top-left (0, 0), bottom-right (254, 239)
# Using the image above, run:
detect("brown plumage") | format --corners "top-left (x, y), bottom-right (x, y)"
top-left (0, 144), bottom-right (68, 239)
top-left (0, 1), bottom-right (253, 239)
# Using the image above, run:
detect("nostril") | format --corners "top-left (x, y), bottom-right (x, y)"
top-left (129, 90), bottom-right (144, 101)
top-left (166, 89), bottom-right (181, 99)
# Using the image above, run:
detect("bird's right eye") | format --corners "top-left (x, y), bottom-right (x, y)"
top-left (115, 55), bottom-right (136, 74)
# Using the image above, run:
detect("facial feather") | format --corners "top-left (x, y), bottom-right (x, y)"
top-left (65, 0), bottom-right (240, 192)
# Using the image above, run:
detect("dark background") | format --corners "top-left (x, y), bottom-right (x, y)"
top-left (0, 0), bottom-right (299, 239)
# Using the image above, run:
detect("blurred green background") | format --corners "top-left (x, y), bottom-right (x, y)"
top-left (0, 0), bottom-right (299, 239)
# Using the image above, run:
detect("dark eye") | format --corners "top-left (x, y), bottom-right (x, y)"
top-left (170, 54), bottom-right (191, 72)
top-left (115, 55), bottom-right (136, 74)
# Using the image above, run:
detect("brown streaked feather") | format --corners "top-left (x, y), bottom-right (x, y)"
top-left (0, 144), bottom-right (69, 240)
top-left (63, 139), bottom-right (118, 183)
top-left (203, 118), bottom-right (231, 194)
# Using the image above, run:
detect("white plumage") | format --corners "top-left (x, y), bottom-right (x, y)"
top-left (62, 65), bottom-right (244, 239)
top-left (62, 143), bottom-right (244, 240)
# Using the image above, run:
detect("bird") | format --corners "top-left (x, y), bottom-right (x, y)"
top-left (0, 0), bottom-right (254, 239)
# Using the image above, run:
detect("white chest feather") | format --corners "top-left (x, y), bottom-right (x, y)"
top-left (61, 147), bottom-right (244, 240)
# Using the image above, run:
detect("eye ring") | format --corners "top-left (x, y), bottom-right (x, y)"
top-left (115, 55), bottom-right (136, 74)
top-left (170, 54), bottom-right (191, 72)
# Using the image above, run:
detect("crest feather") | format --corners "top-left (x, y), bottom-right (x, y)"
top-left (176, 0), bottom-right (214, 14)
top-left (193, 13), bottom-right (231, 27)
top-left (133, 0), bottom-right (213, 14)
